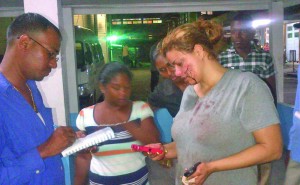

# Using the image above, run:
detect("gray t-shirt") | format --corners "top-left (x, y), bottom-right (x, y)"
top-left (172, 70), bottom-right (279, 185)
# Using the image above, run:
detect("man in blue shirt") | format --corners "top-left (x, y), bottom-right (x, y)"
top-left (284, 64), bottom-right (300, 185)
top-left (0, 13), bottom-right (76, 185)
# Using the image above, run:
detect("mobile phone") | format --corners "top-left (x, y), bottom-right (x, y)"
top-left (131, 144), bottom-right (163, 154)
top-left (183, 162), bottom-right (201, 177)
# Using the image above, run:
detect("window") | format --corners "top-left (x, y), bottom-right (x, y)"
top-left (112, 19), bottom-right (122, 25)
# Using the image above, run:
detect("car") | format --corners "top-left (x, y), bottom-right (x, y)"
top-left (75, 26), bottom-right (105, 109)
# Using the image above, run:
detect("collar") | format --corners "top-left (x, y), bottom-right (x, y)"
top-left (0, 72), bottom-right (12, 94)
top-left (226, 41), bottom-right (262, 54)
top-left (0, 72), bottom-right (34, 94)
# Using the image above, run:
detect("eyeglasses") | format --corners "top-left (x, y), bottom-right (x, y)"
top-left (18, 35), bottom-right (59, 61)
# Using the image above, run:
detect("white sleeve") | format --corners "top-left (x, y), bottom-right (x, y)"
top-left (130, 101), bottom-right (154, 121)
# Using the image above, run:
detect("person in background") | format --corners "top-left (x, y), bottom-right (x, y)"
top-left (148, 41), bottom-right (187, 117)
top-left (122, 42), bottom-right (132, 68)
top-left (263, 42), bottom-right (270, 52)
top-left (284, 64), bottom-right (300, 185)
top-left (219, 12), bottom-right (277, 185)
top-left (74, 62), bottom-right (160, 185)
top-left (149, 42), bottom-right (160, 92)
top-left (219, 13), bottom-right (276, 103)
top-left (0, 13), bottom-right (76, 184)
top-left (147, 42), bottom-right (188, 185)
top-left (148, 19), bottom-right (282, 185)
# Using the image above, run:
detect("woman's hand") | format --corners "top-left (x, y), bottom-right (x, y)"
top-left (76, 130), bottom-right (86, 138)
top-left (145, 143), bottom-right (166, 161)
top-left (185, 162), bottom-right (213, 185)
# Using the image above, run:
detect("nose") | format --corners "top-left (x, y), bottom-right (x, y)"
top-left (166, 67), bottom-right (173, 77)
top-left (49, 58), bottom-right (58, 69)
top-left (120, 88), bottom-right (130, 97)
top-left (174, 66), bottom-right (183, 77)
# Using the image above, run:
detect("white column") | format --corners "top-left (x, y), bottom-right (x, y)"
top-left (269, 1), bottom-right (284, 103)
top-left (23, 0), bottom-right (67, 126)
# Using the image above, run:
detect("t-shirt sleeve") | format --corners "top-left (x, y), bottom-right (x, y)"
top-left (76, 109), bottom-right (86, 131)
top-left (239, 75), bottom-right (279, 132)
top-left (131, 101), bottom-right (153, 121)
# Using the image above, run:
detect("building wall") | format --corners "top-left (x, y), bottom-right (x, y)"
top-left (286, 22), bottom-right (299, 61)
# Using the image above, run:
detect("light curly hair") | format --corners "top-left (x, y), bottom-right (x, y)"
top-left (161, 19), bottom-right (223, 60)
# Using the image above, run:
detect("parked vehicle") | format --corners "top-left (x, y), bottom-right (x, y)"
top-left (74, 26), bottom-right (105, 109)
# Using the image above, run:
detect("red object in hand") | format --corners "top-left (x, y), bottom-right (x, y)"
top-left (131, 144), bottom-right (163, 154)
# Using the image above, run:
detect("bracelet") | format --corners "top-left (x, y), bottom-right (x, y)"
top-left (164, 147), bottom-right (168, 155)
top-left (163, 146), bottom-right (168, 159)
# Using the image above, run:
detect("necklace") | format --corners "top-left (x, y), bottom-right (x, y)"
top-left (14, 84), bottom-right (38, 113)
top-left (99, 120), bottom-right (128, 126)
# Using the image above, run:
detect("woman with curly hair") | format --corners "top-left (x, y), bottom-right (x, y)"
top-left (148, 19), bottom-right (282, 185)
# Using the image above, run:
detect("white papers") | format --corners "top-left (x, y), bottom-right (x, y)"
top-left (62, 127), bottom-right (115, 157)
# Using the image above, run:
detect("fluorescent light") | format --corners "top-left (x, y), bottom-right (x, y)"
top-left (252, 19), bottom-right (271, 28)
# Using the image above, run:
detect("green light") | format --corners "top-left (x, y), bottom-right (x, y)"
top-left (111, 44), bottom-right (122, 47)
top-left (107, 35), bottom-right (118, 41)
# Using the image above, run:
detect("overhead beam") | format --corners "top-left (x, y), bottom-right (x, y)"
top-left (70, 1), bottom-right (270, 15)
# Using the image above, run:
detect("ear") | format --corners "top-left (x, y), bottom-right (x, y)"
top-left (193, 44), bottom-right (204, 57)
top-left (17, 34), bottom-right (31, 50)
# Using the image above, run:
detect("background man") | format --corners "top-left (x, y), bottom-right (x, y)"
top-left (219, 12), bottom-right (277, 103)
top-left (0, 13), bottom-right (76, 184)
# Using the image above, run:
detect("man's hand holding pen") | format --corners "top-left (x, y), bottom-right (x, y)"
top-left (38, 126), bottom-right (76, 158)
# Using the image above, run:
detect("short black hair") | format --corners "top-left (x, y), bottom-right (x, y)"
top-left (149, 41), bottom-right (162, 66)
top-left (98, 62), bottom-right (133, 85)
top-left (6, 13), bottom-right (62, 44)
top-left (232, 12), bottom-right (253, 22)
top-left (231, 12), bottom-right (254, 30)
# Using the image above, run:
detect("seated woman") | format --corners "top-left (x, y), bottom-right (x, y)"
top-left (74, 62), bottom-right (160, 185)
